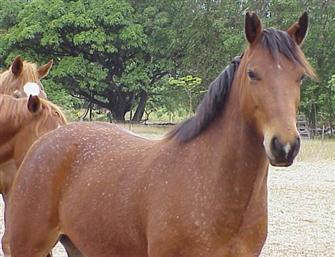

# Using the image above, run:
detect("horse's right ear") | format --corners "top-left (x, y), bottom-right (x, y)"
top-left (27, 95), bottom-right (41, 113)
top-left (11, 56), bottom-right (23, 76)
top-left (245, 12), bottom-right (262, 45)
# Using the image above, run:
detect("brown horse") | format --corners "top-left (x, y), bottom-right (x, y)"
top-left (6, 12), bottom-right (316, 257)
top-left (0, 94), bottom-right (83, 257)
top-left (0, 55), bottom-right (82, 257)
top-left (0, 56), bottom-right (53, 98)
top-left (0, 56), bottom-right (54, 194)
top-left (0, 94), bottom-right (66, 255)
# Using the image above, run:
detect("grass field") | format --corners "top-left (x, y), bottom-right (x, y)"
top-left (298, 139), bottom-right (335, 161)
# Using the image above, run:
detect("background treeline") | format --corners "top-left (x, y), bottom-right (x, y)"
top-left (0, 0), bottom-right (334, 129)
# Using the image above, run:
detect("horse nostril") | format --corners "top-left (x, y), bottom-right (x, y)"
top-left (270, 136), bottom-right (287, 163)
top-left (271, 136), bottom-right (283, 151)
top-left (291, 136), bottom-right (301, 158)
top-left (269, 135), bottom-right (301, 165)
top-left (296, 136), bottom-right (301, 145)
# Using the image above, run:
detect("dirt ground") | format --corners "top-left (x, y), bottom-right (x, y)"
top-left (0, 160), bottom-right (333, 257)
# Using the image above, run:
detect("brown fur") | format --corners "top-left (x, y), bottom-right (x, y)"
top-left (5, 12), bottom-right (315, 257)
top-left (0, 95), bottom-right (66, 168)
top-left (0, 56), bottom-right (80, 257)
top-left (0, 95), bottom-right (66, 256)
top-left (0, 56), bottom-right (81, 257)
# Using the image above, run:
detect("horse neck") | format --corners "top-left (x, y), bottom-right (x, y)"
top-left (0, 160), bottom-right (17, 200)
top-left (0, 97), bottom-right (31, 165)
top-left (0, 128), bottom-right (35, 200)
top-left (0, 104), bottom-right (36, 198)
top-left (185, 59), bottom-right (269, 199)
top-left (0, 71), bottom-right (11, 94)
top-left (0, 96), bottom-right (30, 129)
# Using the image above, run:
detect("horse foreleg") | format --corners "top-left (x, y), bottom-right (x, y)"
top-left (2, 232), bottom-right (11, 257)
top-left (6, 217), bottom-right (60, 257)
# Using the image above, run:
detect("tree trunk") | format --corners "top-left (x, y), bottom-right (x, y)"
top-left (89, 105), bottom-right (93, 121)
top-left (108, 92), bottom-right (134, 121)
top-left (112, 112), bottom-right (126, 121)
top-left (108, 100), bottom-right (126, 121)
top-left (132, 91), bottom-right (148, 122)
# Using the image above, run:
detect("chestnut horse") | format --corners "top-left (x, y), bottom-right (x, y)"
top-left (0, 93), bottom-right (83, 257)
top-left (0, 56), bottom-right (81, 257)
top-left (0, 56), bottom-right (53, 98)
top-left (6, 12), bottom-right (316, 257)
top-left (0, 94), bottom-right (66, 255)
top-left (0, 94), bottom-right (66, 197)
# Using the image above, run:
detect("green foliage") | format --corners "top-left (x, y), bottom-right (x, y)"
top-left (0, 0), bottom-right (26, 30)
top-left (51, 55), bottom-right (108, 91)
top-left (169, 75), bottom-right (203, 116)
top-left (0, 0), bottom-right (333, 126)
top-left (320, 74), bottom-right (335, 125)
top-left (0, 0), bottom-right (170, 120)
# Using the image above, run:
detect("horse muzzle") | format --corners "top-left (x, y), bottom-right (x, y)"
top-left (264, 135), bottom-right (301, 167)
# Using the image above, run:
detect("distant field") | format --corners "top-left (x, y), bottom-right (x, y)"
top-left (298, 139), bottom-right (335, 161)
top-left (117, 123), bottom-right (172, 140)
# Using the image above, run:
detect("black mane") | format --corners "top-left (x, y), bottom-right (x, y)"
top-left (262, 28), bottom-right (302, 66)
top-left (167, 28), bottom-right (308, 143)
top-left (166, 56), bottom-right (241, 142)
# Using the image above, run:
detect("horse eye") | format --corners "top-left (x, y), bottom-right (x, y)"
top-left (247, 70), bottom-right (260, 81)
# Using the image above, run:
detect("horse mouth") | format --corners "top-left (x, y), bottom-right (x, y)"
top-left (269, 159), bottom-right (294, 167)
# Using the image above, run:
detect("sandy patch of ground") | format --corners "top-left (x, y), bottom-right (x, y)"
top-left (0, 160), bottom-right (333, 256)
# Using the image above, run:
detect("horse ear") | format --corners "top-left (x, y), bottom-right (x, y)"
top-left (27, 95), bottom-right (41, 113)
top-left (37, 59), bottom-right (53, 79)
top-left (287, 12), bottom-right (308, 45)
top-left (245, 12), bottom-right (262, 45)
top-left (11, 56), bottom-right (23, 76)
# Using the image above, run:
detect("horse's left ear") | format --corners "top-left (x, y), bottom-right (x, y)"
top-left (37, 59), bottom-right (53, 79)
top-left (27, 95), bottom-right (41, 113)
top-left (245, 12), bottom-right (262, 45)
top-left (287, 12), bottom-right (308, 45)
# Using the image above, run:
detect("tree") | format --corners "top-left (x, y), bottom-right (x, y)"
top-left (321, 74), bottom-right (335, 128)
top-left (174, 0), bottom-right (245, 85)
top-left (0, 0), bottom-right (175, 121)
top-left (0, 0), bottom-right (26, 30)
top-left (169, 75), bottom-right (203, 117)
top-left (1, 0), bottom-right (333, 126)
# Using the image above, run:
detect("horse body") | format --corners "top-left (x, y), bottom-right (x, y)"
top-left (0, 95), bottom-right (66, 256)
top-left (0, 56), bottom-right (81, 257)
top-left (0, 55), bottom-right (55, 196)
top-left (6, 12), bottom-right (316, 257)
top-left (8, 84), bottom-right (267, 257)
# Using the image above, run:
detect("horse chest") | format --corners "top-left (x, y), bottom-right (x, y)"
top-left (145, 160), bottom-right (268, 256)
